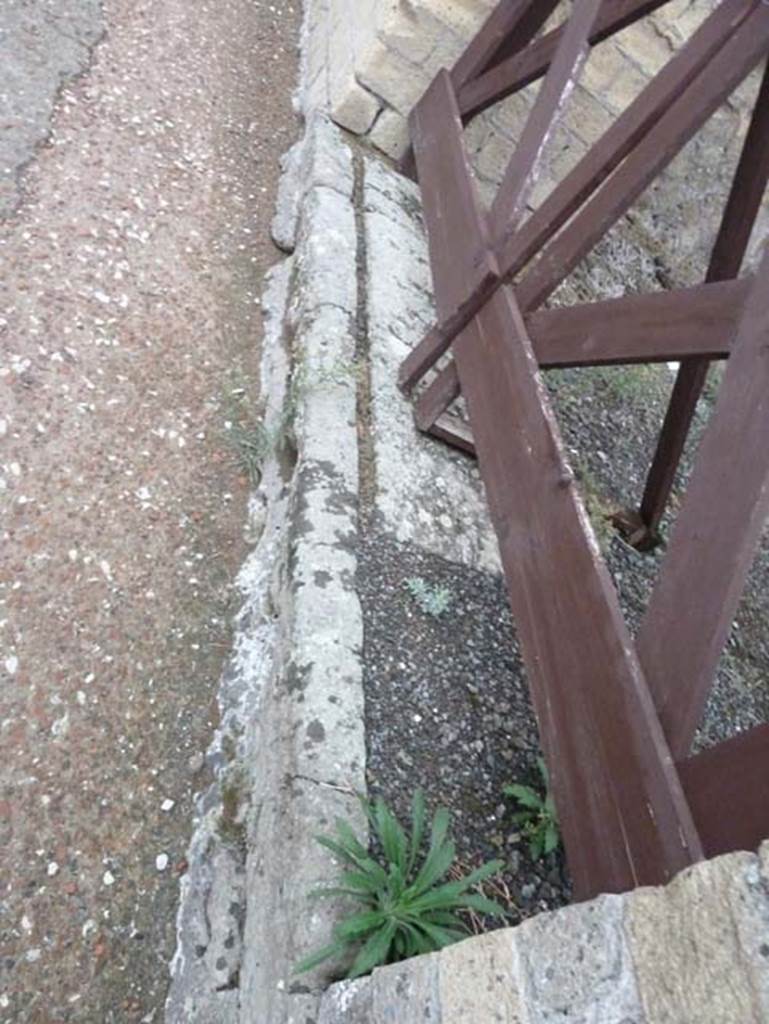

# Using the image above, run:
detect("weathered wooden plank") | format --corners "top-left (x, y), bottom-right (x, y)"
top-left (639, 58), bottom-right (769, 536)
top-left (450, 0), bottom-right (552, 92)
top-left (495, 0), bottom-right (755, 281)
top-left (427, 413), bottom-right (476, 457)
top-left (637, 245), bottom-right (769, 760)
top-left (413, 277), bottom-right (748, 435)
top-left (516, 6), bottom-right (769, 313)
top-left (399, 277), bottom-right (498, 394)
top-left (453, 283), bottom-right (702, 898)
top-left (409, 69), bottom-right (499, 321)
top-left (491, 0), bottom-right (604, 239)
top-left (458, 0), bottom-right (678, 122)
top-left (413, 362), bottom-right (462, 431)
top-left (678, 725), bottom-right (769, 858)
top-left (400, 0), bottom-right (558, 179)
top-left (400, 0), bottom-right (752, 399)
top-left (527, 278), bottom-right (748, 368)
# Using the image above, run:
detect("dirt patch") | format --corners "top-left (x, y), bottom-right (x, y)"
top-left (0, 0), bottom-right (299, 1019)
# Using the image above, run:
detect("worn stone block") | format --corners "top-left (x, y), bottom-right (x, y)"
top-left (318, 979), bottom-right (374, 1024)
top-left (363, 156), bottom-right (502, 572)
top-left (371, 952), bottom-right (441, 1022)
top-left (515, 894), bottom-right (642, 1022)
top-left (625, 854), bottom-right (766, 1023)
top-left (368, 106), bottom-right (410, 161)
top-left (357, 37), bottom-right (431, 117)
top-left (329, 72), bottom-right (381, 134)
top-left (438, 930), bottom-right (525, 1023)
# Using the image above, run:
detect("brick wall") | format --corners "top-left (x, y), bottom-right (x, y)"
top-left (303, 0), bottom-right (768, 295)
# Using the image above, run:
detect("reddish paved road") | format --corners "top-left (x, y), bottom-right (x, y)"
top-left (0, 0), bottom-right (299, 1018)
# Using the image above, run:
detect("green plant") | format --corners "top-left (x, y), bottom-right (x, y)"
top-left (223, 359), bottom-right (364, 484)
top-left (296, 791), bottom-right (506, 979)
top-left (503, 757), bottom-right (560, 861)
top-left (405, 576), bottom-right (452, 618)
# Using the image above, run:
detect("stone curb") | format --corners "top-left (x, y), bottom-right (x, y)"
top-left (165, 117), bottom-right (367, 1023)
top-left (319, 844), bottom-right (769, 1023)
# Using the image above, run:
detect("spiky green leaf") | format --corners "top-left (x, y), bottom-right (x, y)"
top-left (458, 893), bottom-right (508, 917)
top-left (408, 789), bottom-right (426, 874)
top-left (348, 920), bottom-right (398, 979)
top-left (544, 821), bottom-right (560, 854)
top-left (294, 940), bottom-right (347, 975)
top-left (334, 909), bottom-right (387, 941)
top-left (503, 784), bottom-right (543, 810)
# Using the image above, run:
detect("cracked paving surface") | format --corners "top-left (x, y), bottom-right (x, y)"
top-left (0, 0), bottom-right (299, 1018)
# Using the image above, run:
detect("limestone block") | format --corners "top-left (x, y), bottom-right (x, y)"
top-left (473, 126), bottom-right (513, 186)
top-left (438, 930), bottom-right (525, 1023)
top-left (356, 37), bottom-right (432, 117)
top-left (615, 21), bottom-right (677, 79)
top-left (328, 73), bottom-right (381, 134)
top-left (625, 853), bottom-right (768, 1023)
top-left (371, 953), bottom-right (441, 1021)
top-left (375, 0), bottom-right (450, 66)
top-left (368, 106), bottom-right (410, 161)
top-left (581, 39), bottom-right (632, 100)
top-left (363, 156), bottom-right (502, 572)
top-left (562, 83), bottom-right (615, 148)
top-left (318, 979), bottom-right (373, 1024)
top-left (652, 0), bottom-right (716, 46)
top-left (514, 894), bottom-right (642, 1022)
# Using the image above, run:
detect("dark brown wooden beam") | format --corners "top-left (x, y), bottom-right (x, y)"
top-left (527, 278), bottom-right (749, 368)
top-left (637, 245), bottom-right (769, 760)
top-left (411, 54), bottom-right (704, 894)
top-left (427, 413), bottom-right (476, 457)
top-left (678, 725), bottom-right (769, 859)
top-left (515, 6), bottom-right (769, 313)
top-left (453, 283), bottom-right (703, 898)
top-left (411, 272), bottom-right (750, 443)
top-left (458, 0), bottom-right (678, 122)
top-left (491, 0), bottom-right (604, 238)
top-left (451, 0), bottom-right (551, 92)
top-left (400, 0), bottom-right (558, 180)
top-left (639, 57), bottom-right (769, 537)
top-left (408, 70), bottom-right (499, 322)
top-left (399, 0), bottom-right (753, 398)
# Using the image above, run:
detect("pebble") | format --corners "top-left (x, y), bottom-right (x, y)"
top-left (103, 871), bottom-right (116, 887)
top-left (47, 862), bottom-right (59, 877)
top-left (161, 798), bottom-right (175, 812)
top-left (155, 854), bottom-right (169, 872)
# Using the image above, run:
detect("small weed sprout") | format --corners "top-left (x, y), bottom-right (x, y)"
top-left (405, 577), bottom-right (452, 618)
top-left (296, 791), bottom-right (506, 979)
top-left (503, 757), bottom-right (561, 861)
top-left (223, 359), bottom-right (364, 484)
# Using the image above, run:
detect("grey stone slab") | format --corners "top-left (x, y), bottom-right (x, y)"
top-left (238, 120), bottom-right (367, 1024)
top-left (318, 979), bottom-right (374, 1023)
top-left (625, 854), bottom-right (765, 1023)
top-left (438, 931), bottom-right (524, 1023)
top-left (371, 952), bottom-right (442, 1023)
top-left (272, 115), bottom-right (355, 252)
top-left (166, 260), bottom-right (295, 1024)
top-left (515, 894), bottom-right (642, 1024)
top-left (363, 156), bottom-right (501, 573)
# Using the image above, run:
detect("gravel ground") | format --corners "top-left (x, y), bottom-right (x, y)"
top-left (360, 534), bottom-right (571, 927)
top-left (361, 357), bottom-right (769, 926)
top-left (0, 0), bottom-right (299, 1019)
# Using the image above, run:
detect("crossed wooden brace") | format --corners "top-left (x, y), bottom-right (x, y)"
top-left (398, 0), bottom-right (769, 898)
